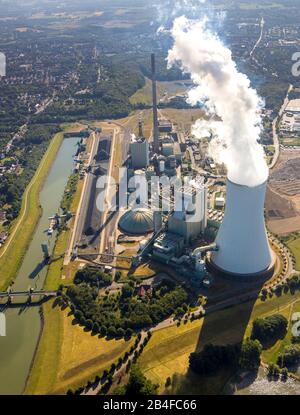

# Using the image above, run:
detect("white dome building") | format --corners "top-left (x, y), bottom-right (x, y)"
top-left (118, 208), bottom-right (154, 235)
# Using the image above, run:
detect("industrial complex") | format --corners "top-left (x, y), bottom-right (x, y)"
top-left (62, 52), bottom-right (282, 290)
top-left (2, 0), bottom-right (300, 399)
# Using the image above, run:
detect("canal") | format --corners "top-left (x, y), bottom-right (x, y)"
top-left (0, 137), bottom-right (77, 395)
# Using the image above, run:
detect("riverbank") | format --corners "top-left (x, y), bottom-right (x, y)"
top-left (0, 130), bottom-right (80, 394)
top-left (24, 302), bottom-right (134, 394)
top-left (0, 131), bottom-right (64, 291)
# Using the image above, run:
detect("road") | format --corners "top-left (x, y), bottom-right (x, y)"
top-left (84, 330), bottom-right (148, 395)
top-left (0, 289), bottom-right (57, 298)
top-left (250, 17), bottom-right (265, 58)
top-left (269, 84), bottom-right (293, 170)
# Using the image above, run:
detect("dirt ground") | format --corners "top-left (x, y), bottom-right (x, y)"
top-left (266, 148), bottom-right (300, 235)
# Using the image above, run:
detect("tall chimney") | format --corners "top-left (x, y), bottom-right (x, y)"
top-left (138, 115), bottom-right (144, 139)
top-left (151, 53), bottom-right (159, 154)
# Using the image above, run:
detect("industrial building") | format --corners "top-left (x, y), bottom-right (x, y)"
top-left (167, 181), bottom-right (208, 244)
top-left (215, 194), bottom-right (225, 208)
top-left (168, 210), bottom-right (202, 244)
top-left (164, 155), bottom-right (177, 177)
top-left (174, 142), bottom-right (183, 162)
top-left (118, 208), bottom-right (154, 235)
top-left (285, 99), bottom-right (300, 114)
top-left (173, 179), bottom-right (208, 232)
top-left (162, 142), bottom-right (174, 157)
top-left (158, 120), bottom-right (173, 133)
top-left (130, 136), bottom-right (149, 169)
top-left (152, 232), bottom-right (185, 264)
top-left (281, 111), bottom-right (300, 133)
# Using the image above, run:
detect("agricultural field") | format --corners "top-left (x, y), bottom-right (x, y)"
top-left (266, 148), bottom-right (300, 235)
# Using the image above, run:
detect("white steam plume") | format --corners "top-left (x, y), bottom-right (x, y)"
top-left (167, 17), bottom-right (269, 187)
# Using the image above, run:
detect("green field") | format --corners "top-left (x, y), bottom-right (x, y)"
top-left (129, 78), bottom-right (189, 106)
top-left (44, 230), bottom-right (70, 291)
top-left (0, 132), bottom-right (64, 291)
top-left (139, 293), bottom-right (300, 394)
top-left (261, 301), bottom-right (300, 365)
top-left (287, 238), bottom-right (300, 271)
top-left (25, 302), bottom-right (134, 395)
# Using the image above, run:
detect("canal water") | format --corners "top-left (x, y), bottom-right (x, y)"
top-left (0, 137), bottom-right (77, 395)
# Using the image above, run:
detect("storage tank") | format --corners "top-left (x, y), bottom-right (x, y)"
top-left (209, 179), bottom-right (274, 278)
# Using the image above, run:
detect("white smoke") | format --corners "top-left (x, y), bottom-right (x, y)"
top-left (167, 16), bottom-right (269, 187)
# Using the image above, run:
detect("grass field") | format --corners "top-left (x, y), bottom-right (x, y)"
top-left (287, 238), bottom-right (300, 271)
top-left (0, 132), bottom-right (64, 291)
top-left (280, 137), bottom-right (300, 146)
top-left (130, 78), bottom-right (190, 106)
top-left (159, 108), bottom-right (206, 133)
top-left (131, 262), bottom-right (158, 279)
top-left (44, 230), bottom-right (71, 291)
top-left (25, 301), bottom-right (134, 395)
top-left (260, 301), bottom-right (300, 365)
top-left (139, 292), bottom-right (300, 394)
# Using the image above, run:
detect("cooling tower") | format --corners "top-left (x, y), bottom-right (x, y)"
top-left (209, 179), bottom-right (274, 279)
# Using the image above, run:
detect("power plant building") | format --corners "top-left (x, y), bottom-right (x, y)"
top-left (162, 143), bottom-right (174, 157)
top-left (209, 179), bottom-right (274, 278)
top-left (172, 179), bottom-right (208, 234)
top-left (168, 210), bottom-right (202, 244)
top-left (130, 137), bottom-right (149, 169)
top-left (158, 120), bottom-right (173, 133)
top-left (119, 208), bottom-right (154, 235)
top-left (152, 232), bottom-right (185, 264)
top-left (162, 178), bottom-right (208, 244)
